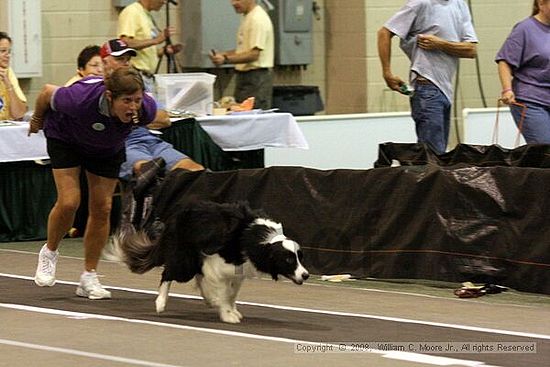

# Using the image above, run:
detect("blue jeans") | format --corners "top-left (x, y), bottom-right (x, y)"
top-left (510, 100), bottom-right (550, 144)
top-left (410, 83), bottom-right (451, 154)
top-left (119, 127), bottom-right (187, 180)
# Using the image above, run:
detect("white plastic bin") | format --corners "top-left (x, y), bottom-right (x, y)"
top-left (155, 73), bottom-right (217, 115)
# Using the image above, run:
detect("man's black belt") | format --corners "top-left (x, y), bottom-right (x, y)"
top-left (235, 68), bottom-right (269, 74)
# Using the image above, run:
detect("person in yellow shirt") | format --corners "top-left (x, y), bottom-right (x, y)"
top-left (0, 32), bottom-right (27, 120)
top-left (117, 0), bottom-right (182, 92)
top-left (209, 0), bottom-right (274, 110)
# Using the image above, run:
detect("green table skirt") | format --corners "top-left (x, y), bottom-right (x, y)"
top-left (0, 119), bottom-right (264, 241)
top-left (0, 161), bottom-right (56, 241)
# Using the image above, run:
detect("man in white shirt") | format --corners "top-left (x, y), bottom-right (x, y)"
top-left (378, 0), bottom-right (478, 154)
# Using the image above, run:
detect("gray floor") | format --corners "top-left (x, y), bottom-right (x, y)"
top-left (1, 241), bottom-right (549, 367)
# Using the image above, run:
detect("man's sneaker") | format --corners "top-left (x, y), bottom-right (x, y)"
top-left (76, 271), bottom-right (112, 300)
top-left (34, 243), bottom-right (58, 287)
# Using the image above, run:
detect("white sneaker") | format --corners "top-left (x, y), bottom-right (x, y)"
top-left (34, 243), bottom-right (58, 287)
top-left (76, 271), bottom-right (112, 300)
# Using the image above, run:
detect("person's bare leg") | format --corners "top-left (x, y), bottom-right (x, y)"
top-left (82, 171), bottom-right (118, 272)
top-left (133, 159), bottom-right (149, 175)
top-left (47, 167), bottom-right (82, 251)
top-left (171, 158), bottom-right (204, 171)
top-left (35, 167), bottom-right (81, 287)
top-left (134, 158), bottom-right (203, 175)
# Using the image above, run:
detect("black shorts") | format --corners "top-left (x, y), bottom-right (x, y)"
top-left (46, 138), bottom-right (126, 179)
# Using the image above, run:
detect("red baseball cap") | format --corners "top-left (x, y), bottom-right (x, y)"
top-left (100, 39), bottom-right (137, 59)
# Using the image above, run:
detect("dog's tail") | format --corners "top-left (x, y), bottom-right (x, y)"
top-left (112, 222), bottom-right (163, 274)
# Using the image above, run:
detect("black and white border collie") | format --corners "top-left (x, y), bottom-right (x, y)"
top-left (113, 201), bottom-right (309, 323)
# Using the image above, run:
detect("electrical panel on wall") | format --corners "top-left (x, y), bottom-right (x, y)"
top-left (0, 0), bottom-right (42, 78)
top-left (180, 0), bottom-right (240, 69)
top-left (270, 0), bottom-right (313, 66)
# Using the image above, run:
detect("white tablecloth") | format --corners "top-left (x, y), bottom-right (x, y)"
top-left (195, 112), bottom-right (309, 151)
top-left (0, 113), bottom-right (309, 163)
top-left (0, 122), bottom-right (49, 162)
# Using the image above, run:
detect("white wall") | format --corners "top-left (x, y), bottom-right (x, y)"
top-left (463, 108), bottom-right (525, 148)
top-left (265, 108), bottom-right (524, 169)
top-left (265, 113), bottom-right (416, 169)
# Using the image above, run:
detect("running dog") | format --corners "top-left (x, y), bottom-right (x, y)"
top-left (113, 200), bottom-right (309, 323)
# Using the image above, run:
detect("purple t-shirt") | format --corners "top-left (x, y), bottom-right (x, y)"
top-left (496, 17), bottom-right (550, 107)
top-left (43, 76), bottom-right (157, 157)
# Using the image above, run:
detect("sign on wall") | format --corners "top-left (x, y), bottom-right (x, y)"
top-left (0, 0), bottom-right (42, 78)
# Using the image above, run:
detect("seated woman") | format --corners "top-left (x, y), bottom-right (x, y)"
top-left (0, 31), bottom-right (27, 120)
top-left (65, 45), bottom-right (104, 86)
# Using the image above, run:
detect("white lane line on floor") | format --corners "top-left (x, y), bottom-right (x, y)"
top-left (0, 303), bottom-right (497, 367)
top-left (1, 272), bottom-right (547, 341)
top-left (0, 248), bottom-right (540, 305)
top-left (0, 337), bottom-right (186, 367)
top-left (382, 351), bottom-right (495, 366)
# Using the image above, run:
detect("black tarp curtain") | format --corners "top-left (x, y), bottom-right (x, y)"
top-left (145, 143), bottom-right (550, 294)
top-left (3, 140), bottom-right (549, 294)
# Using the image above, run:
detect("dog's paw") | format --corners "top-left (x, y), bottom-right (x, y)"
top-left (220, 308), bottom-right (242, 324)
top-left (155, 296), bottom-right (166, 314)
top-left (232, 308), bottom-right (243, 320)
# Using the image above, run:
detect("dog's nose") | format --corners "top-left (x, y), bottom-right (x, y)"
top-left (302, 272), bottom-right (309, 281)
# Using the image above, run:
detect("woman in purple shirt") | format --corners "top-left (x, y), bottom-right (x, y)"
top-left (496, 0), bottom-right (550, 144)
top-left (29, 67), bottom-right (157, 299)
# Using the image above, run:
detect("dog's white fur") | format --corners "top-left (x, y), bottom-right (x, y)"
top-left (155, 255), bottom-right (247, 323)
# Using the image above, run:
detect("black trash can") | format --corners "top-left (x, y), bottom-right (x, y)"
top-left (272, 85), bottom-right (324, 116)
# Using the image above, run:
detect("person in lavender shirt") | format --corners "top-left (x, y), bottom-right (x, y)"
top-left (28, 67), bottom-right (157, 299)
top-left (496, 0), bottom-right (550, 144)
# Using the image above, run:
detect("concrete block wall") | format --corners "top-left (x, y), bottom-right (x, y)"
top-left (324, 0), bottom-right (367, 114)
top-left (365, 0), bottom-right (531, 115)
top-left (18, 0), bottom-right (181, 103)
top-left (13, 0), bottom-right (325, 112)
top-left (362, 0), bottom-right (531, 145)
top-left (8, 0), bottom-right (535, 120)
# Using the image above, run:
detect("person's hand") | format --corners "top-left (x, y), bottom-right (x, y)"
top-left (0, 67), bottom-right (9, 84)
top-left (383, 72), bottom-right (405, 92)
top-left (163, 26), bottom-right (177, 41)
top-left (500, 89), bottom-right (516, 105)
top-left (154, 26), bottom-right (176, 44)
top-left (209, 52), bottom-right (226, 66)
top-left (417, 34), bottom-right (442, 50)
top-left (165, 43), bottom-right (182, 55)
top-left (28, 114), bottom-right (44, 136)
